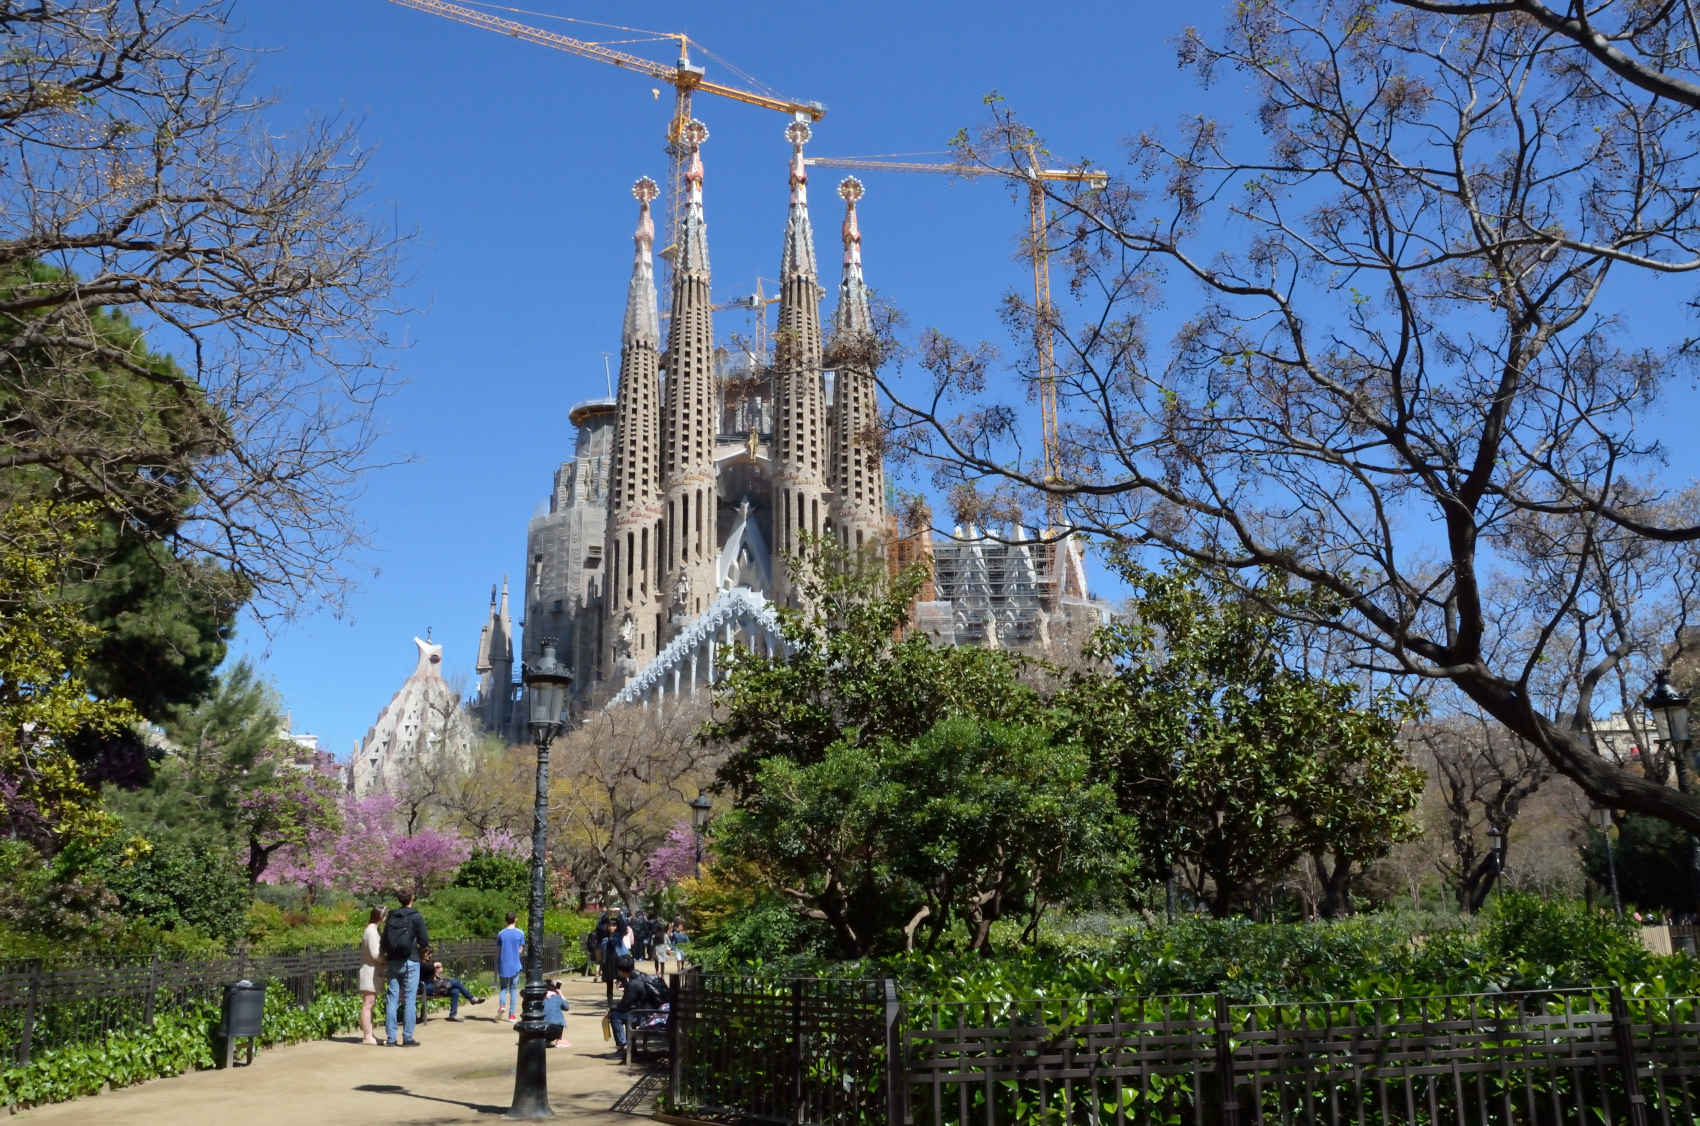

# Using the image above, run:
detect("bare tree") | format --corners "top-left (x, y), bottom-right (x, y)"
top-left (1407, 715), bottom-right (1554, 911)
top-left (887, 0), bottom-right (1700, 828)
top-left (1392, 0), bottom-right (1700, 110)
top-left (0, 1), bottom-right (400, 618)
top-left (551, 700), bottom-right (721, 912)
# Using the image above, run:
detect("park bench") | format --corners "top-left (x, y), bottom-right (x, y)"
top-left (621, 1004), bottom-right (671, 1066)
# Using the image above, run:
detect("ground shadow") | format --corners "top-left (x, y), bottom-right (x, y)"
top-left (354, 1082), bottom-right (507, 1115)
top-left (610, 1070), bottom-right (666, 1115)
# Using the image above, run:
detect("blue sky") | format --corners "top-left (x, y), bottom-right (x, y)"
top-left (229, 0), bottom-right (1197, 755)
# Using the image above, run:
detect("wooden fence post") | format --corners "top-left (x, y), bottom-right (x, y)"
top-left (15, 961), bottom-right (41, 1067)
top-left (668, 971), bottom-right (684, 1111)
top-left (1609, 986), bottom-right (1650, 1126)
top-left (1214, 993), bottom-right (1241, 1126)
top-left (883, 978), bottom-right (906, 1126)
top-left (790, 980), bottom-right (805, 1125)
top-left (143, 954), bottom-right (161, 1026)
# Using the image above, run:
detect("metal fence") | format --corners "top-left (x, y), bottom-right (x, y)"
top-left (667, 981), bottom-right (1700, 1126)
top-left (0, 935), bottom-right (562, 1066)
top-left (670, 970), bottom-right (901, 1125)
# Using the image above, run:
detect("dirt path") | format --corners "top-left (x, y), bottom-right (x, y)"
top-left (12, 977), bottom-right (664, 1125)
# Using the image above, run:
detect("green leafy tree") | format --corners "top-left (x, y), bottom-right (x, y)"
top-left (0, 500), bottom-right (136, 853)
top-left (97, 836), bottom-right (250, 944)
top-left (1581, 814), bottom-right (1694, 917)
top-left (108, 659), bottom-right (279, 865)
top-left (709, 543), bottom-right (1129, 956)
top-left (1062, 563), bottom-right (1422, 917)
top-left (717, 717), bottom-right (1128, 958)
top-left (707, 538), bottom-right (1042, 797)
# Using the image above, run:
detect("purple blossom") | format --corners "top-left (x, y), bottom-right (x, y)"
top-left (645, 820), bottom-right (702, 885)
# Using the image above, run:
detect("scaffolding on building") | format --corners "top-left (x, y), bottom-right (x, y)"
top-left (916, 524), bottom-right (1092, 650)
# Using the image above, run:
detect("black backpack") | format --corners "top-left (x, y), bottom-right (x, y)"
top-left (381, 909), bottom-right (417, 961)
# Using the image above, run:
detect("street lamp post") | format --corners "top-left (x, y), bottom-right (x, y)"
top-left (1595, 806), bottom-right (1624, 917)
top-left (1486, 825), bottom-right (1506, 905)
top-left (509, 640), bottom-right (571, 1121)
top-left (1644, 668), bottom-right (1697, 917)
top-left (689, 793), bottom-right (712, 878)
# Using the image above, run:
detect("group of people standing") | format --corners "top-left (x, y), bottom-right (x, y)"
top-left (585, 909), bottom-right (688, 1000)
top-left (354, 893), bottom-right (683, 1059)
top-left (356, 891), bottom-right (492, 1046)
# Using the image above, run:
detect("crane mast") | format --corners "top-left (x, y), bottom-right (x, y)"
top-left (803, 153), bottom-right (1106, 534)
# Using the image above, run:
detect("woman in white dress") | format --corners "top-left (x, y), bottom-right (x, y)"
top-left (358, 906), bottom-right (386, 1044)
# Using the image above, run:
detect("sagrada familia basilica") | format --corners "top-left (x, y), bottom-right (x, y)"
top-left (350, 119), bottom-right (1101, 787)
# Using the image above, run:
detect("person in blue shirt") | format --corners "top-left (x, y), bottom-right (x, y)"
top-left (495, 913), bottom-right (525, 1021)
top-left (543, 980), bottom-right (569, 1048)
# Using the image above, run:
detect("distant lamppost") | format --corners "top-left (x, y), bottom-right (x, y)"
top-left (1594, 806), bottom-right (1624, 917)
top-left (509, 640), bottom-right (571, 1121)
top-left (1644, 668), bottom-right (1698, 915)
top-left (689, 792), bottom-right (713, 878)
top-left (1486, 825), bottom-right (1507, 904)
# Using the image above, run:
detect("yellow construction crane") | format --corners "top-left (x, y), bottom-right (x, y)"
top-left (804, 151), bottom-right (1106, 530)
top-left (383, 0), bottom-right (825, 264)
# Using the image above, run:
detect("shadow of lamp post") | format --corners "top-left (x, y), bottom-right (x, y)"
top-left (509, 640), bottom-right (571, 1120)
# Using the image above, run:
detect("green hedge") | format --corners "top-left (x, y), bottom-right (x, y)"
top-left (0, 982), bottom-right (361, 1110)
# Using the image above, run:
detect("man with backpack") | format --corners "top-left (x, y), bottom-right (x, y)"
top-left (382, 889), bottom-right (430, 1046)
top-left (605, 954), bottom-right (668, 1060)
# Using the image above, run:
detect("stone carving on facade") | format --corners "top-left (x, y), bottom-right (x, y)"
top-left (669, 570), bottom-right (692, 622)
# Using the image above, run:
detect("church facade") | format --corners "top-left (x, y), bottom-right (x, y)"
top-left (470, 118), bottom-right (1100, 734)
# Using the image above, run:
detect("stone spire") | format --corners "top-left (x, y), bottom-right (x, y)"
top-left (659, 121), bottom-right (719, 632)
top-left (474, 577), bottom-right (516, 738)
top-left (605, 177), bottom-right (667, 681)
top-left (829, 176), bottom-right (887, 556)
top-left (770, 119), bottom-right (830, 607)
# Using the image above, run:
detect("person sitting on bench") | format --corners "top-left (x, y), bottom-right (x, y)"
top-left (606, 955), bottom-right (667, 1059)
top-left (420, 947), bottom-right (485, 1021)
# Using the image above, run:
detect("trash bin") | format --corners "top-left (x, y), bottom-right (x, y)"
top-left (218, 980), bottom-right (265, 1068)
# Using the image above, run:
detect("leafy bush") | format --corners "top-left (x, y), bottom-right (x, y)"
top-left (0, 981), bottom-right (360, 1109)
top-left (453, 849), bottom-right (530, 899)
top-left (1480, 893), bottom-right (1654, 987)
top-left (689, 894), bottom-right (831, 973)
top-left (99, 837), bottom-right (250, 943)
top-left (418, 885), bottom-right (514, 941)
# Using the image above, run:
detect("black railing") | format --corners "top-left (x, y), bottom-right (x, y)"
top-left (667, 979), bottom-right (1700, 1126)
top-left (0, 936), bottom-right (562, 1066)
top-left (671, 969), bottom-right (894, 1125)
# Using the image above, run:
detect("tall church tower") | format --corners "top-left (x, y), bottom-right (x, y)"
top-left (829, 176), bottom-right (887, 555)
top-left (659, 120), bottom-right (719, 631)
top-left (604, 177), bottom-right (665, 679)
top-left (770, 120), bottom-right (830, 607)
top-left (472, 577), bottom-right (515, 738)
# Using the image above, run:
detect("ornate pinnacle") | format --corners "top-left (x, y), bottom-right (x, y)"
top-left (683, 119), bottom-right (708, 200)
top-left (839, 176), bottom-right (864, 271)
top-left (624, 177), bottom-right (660, 346)
top-left (786, 119), bottom-right (811, 203)
top-left (632, 176), bottom-right (658, 248)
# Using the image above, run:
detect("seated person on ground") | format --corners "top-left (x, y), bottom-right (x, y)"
top-left (419, 947), bottom-right (485, 1020)
top-left (544, 979), bottom-right (570, 1048)
top-left (607, 954), bottom-right (668, 1059)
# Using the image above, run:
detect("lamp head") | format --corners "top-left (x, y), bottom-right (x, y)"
top-left (689, 792), bottom-right (713, 830)
top-left (1644, 668), bottom-right (1692, 747)
top-left (524, 638), bottom-right (573, 746)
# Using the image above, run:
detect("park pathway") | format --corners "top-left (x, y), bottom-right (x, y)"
top-left (12, 976), bottom-right (665, 1125)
